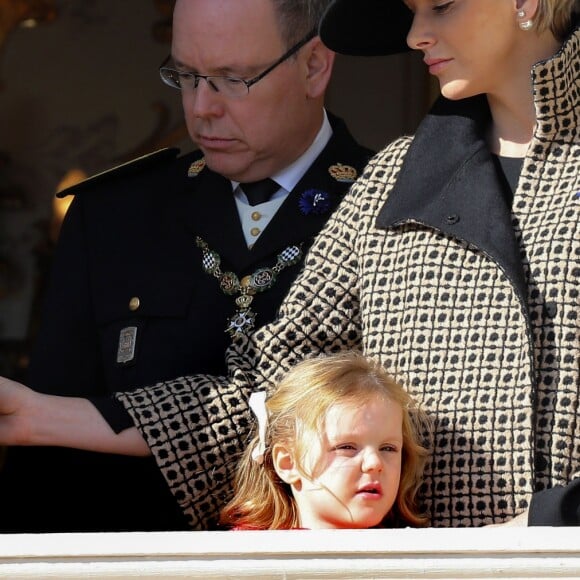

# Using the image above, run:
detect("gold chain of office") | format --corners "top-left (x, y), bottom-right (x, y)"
top-left (195, 236), bottom-right (303, 337)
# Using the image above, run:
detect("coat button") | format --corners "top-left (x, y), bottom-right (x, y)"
top-left (446, 213), bottom-right (460, 225)
top-left (129, 297), bottom-right (141, 311)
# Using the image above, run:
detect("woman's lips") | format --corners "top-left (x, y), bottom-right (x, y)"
top-left (424, 57), bottom-right (452, 75)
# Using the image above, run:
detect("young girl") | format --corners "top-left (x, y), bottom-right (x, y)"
top-left (220, 352), bottom-right (431, 530)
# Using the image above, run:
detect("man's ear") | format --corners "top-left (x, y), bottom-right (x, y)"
top-left (303, 37), bottom-right (335, 99)
top-left (272, 442), bottom-right (302, 486)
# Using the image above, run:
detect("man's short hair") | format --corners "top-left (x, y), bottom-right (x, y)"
top-left (272, 0), bottom-right (332, 46)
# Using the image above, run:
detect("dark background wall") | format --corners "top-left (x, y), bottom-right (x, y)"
top-left (0, 0), bottom-right (434, 380)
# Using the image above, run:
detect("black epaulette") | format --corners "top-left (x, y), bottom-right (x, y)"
top-left (57, 148), bottom-right (181, 198)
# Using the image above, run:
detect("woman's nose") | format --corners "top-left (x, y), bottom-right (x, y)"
top-left (406, 11), bottom-right (436, 51)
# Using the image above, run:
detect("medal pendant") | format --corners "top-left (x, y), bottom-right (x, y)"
top-left (226, 308), bottom-right (256, 337)
top-left (196, 236), bottom-right (304, 340)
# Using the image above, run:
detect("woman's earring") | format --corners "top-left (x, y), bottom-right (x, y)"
top-left (517, 10), bottom-right (534, 31)
top-left (519, 19), bottom-right (534, 30)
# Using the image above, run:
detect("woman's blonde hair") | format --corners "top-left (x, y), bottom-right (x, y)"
top-left (535, 0), bottom-right (579, 41)
top-left (220, 352), bottom-right (431, 530)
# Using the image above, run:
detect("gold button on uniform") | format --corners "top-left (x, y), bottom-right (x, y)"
top-left (129, 297), bottom-right (141, 311)
top-left (251, 211), bottom-right (261, 221)
top-left (251, 227), bottom-right (261, 237)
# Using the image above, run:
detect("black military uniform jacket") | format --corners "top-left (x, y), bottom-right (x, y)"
top-left (0, 115), bottom-right (372, 532)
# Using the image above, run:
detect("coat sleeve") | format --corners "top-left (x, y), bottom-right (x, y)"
top-left (113, 158), bottom-right (388, 529)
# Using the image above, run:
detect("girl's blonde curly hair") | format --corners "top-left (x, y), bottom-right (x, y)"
top-left (220, 351), bottom-right (432, 530)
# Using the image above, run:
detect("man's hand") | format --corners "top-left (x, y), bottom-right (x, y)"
top-left (0, 376), bottom-right (38, 446)
top-left (0, 375), bottom-right (150, 456)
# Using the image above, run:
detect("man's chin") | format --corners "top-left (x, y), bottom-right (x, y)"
top-left (204, 153), bottom-right (273, 183)
top-left (201, 152), bottom-right (246, 180)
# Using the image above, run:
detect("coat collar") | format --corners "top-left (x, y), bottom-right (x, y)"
top-left (376, 95), bottom-right (529, 301)
top-left (531, 20), bottom-right (580, 140)
top-left (376, 24), bottom-right (580, 302)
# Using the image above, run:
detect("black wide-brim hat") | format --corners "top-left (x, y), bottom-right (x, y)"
top-left (319, 0), bottom-right (414, 56)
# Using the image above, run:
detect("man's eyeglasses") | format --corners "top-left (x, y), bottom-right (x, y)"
top-left (159, 30), bottom-right (316, 99)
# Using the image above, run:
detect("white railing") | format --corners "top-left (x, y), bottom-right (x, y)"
top-left (1, 528), bottom-right (579, 579)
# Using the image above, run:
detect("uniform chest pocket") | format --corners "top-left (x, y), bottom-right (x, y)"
top-left (93, 284), bottom-right (194, 368)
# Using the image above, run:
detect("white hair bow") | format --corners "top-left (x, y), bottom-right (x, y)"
top-left (248, 390), bottom-right (268, 464)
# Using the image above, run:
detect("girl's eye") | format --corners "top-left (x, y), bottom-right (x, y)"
top-left (334, 444), bottom-right (356, 452)
top-left (380, 445), bottom-right (399, 453)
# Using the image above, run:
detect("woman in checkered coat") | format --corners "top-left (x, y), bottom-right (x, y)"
top-left (0, 0), bottom-right (579, 528)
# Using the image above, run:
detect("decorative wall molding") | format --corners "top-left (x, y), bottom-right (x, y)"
top-left (1, 528), bottom-right (579, 579)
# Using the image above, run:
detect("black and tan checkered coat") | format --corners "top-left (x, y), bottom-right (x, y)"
top-left (118, 26), bottom-right (580, 529)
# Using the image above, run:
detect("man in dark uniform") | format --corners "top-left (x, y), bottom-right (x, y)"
top-left (0, 0), bottom-right (372, 532)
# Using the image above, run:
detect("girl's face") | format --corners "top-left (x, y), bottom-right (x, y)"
top-left (292, 394), bottom-right (404, 529)
top-left (403, 0), bottom-right (523, 100)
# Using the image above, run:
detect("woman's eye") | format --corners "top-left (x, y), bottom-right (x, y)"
top-left (433, 1), bottom-right (454, 14)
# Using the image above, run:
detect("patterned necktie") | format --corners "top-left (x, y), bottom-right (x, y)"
top-left (240, 178), bottom-right (279, 206)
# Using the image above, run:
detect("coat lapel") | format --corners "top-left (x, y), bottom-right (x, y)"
top-left (167, 156), bottom-right (251, 268)
top-left (376, 95), bottom-right (528, 302)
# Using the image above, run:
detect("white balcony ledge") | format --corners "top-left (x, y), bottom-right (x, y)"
top-left (1, 527), bottom-right (579, 579)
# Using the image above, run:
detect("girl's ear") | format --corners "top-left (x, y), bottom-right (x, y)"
top-left (272, 443), bottom-right (301, 485)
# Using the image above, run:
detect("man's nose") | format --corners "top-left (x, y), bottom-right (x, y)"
top-left (186, 79), bottom-right (224, 118)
